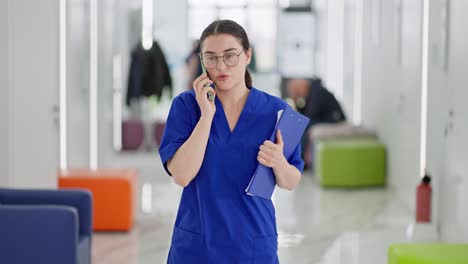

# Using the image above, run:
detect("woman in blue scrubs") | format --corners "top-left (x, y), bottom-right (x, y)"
top-left (159, 20), bottom-right (304, 264)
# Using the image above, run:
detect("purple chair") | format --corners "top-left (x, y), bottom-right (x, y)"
top-left (122, 119), bottom-right (144, 150)
top-left (153, 121), bottom-right (166, 147)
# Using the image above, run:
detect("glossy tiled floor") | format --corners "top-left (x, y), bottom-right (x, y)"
top-left (92, 153), bottom-right (420, 263)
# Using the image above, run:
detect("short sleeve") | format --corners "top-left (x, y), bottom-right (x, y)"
top-left (287, 143), bottom-right (304, 173)
top-left (158, 96), bottom-right (196, 176)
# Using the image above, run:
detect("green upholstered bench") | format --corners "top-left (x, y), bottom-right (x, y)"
top-left (388, 244), bottom-right (468, 264)
top-left (315, 138), bottom-right (386, 187)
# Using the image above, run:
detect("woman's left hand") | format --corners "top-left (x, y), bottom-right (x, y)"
top-left (257, 129), bottom-right (287, 169)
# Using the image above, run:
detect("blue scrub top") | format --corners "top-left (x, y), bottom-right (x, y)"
top-left (159, 87), bottom-right (304, 264)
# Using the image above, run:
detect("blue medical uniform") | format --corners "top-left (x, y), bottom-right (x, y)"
top-left (159, 87), bottom-right (304, 264)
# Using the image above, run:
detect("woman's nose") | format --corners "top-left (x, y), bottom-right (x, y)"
top-left (216, 57), bottom-right (228, 70)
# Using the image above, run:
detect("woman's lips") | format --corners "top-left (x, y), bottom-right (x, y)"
top-left (216, 75), bottom-right (229, 81)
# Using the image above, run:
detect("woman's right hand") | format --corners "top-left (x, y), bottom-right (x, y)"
top-left (193, 73), bottom-right (216, 119)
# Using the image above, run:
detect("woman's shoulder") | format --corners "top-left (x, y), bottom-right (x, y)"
top-left (168, 90), bottom-right (200, 122)
top-left (172, 89), bottom-right (197, 108)
top-left (251, 87), bottom-right (289, 111)
top-left (171, 89), bottom-right (200, 116)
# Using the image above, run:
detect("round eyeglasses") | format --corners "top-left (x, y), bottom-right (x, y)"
top-left (201, 50), bottom-right (244, 69)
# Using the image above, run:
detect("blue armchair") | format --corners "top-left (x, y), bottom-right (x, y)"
top-left (0, 188), bottom-right (92, 264)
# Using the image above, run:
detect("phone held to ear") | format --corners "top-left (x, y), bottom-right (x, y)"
top-left (200, 55), bottom-right (215, 102)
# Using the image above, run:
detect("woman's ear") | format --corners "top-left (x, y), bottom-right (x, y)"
top-left (245, 48), bottom-right (253, 65)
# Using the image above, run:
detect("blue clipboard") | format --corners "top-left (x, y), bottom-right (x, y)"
top-left (245, 106), bottom-right (310, 200)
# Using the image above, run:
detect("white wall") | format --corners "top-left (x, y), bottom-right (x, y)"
top-left (424, 0), bottom-right (451, 236)
top-left (435, 0), bottom-right (468, 242)
top-left (0, 0), bottom-right (10, 187)
top-left (360, 0), bottom-right (423, 211)
top-left (5, 0), bottom-right (60, 188)
top-left (423, 0), bottom-right (468, 242)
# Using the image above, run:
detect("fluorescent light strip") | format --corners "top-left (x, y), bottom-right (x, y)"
top-left (142, 0), bottom-right (153, 50)
top-left (90, 0), bottom-right (98, 169)
top-left (141, 182), bottom-right (153, 213)
top-left (59, 0), bottom-right (67, 169)
top-left (113, 54), bottom-right (122, 151)
top-left (353, 0), bottom-right (363, 125)
top-left (420, 0), bottom-right (430, 177)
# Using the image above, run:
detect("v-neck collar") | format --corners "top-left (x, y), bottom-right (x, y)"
top-left (215, 87), bottom-right (256, 144)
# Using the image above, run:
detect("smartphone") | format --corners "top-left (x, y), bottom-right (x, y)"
top-left (200, 55), bottom-right (215, 102)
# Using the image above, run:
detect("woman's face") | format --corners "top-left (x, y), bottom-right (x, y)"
top-left (201, 34), bottom-right (251, 91)
top-left (287, 79), bottom-right (310, 99)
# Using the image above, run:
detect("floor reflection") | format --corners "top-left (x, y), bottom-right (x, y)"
top-left (92, 154), bottom-right (412, 264)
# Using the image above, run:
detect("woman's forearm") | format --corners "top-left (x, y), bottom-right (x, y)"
top-left (273, 160), bottom-right (302, 190)
top-left (167, 116), bottom-right (213, 187)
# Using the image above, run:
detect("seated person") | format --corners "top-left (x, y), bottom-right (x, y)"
top-left (287, 78), bottom-right (346, 125)
top-left (287, 77), bottom-right (347, 169)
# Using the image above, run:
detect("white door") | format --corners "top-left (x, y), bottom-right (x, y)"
top-left (0, 1), bottom-right (9, 186)
top-left (8, 0), bottom-right (60, 188)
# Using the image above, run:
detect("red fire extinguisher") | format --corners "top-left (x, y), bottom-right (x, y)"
top-left (416, 173), bottom-right (432, 223)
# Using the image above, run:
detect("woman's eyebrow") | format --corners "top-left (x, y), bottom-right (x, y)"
top-left (203, 48), bottom-right (238, 55)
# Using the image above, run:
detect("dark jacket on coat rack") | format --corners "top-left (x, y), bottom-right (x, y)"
top-left (126, 40), bottom-right (173, 106)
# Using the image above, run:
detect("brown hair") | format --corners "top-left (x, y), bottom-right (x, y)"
top-left (200, 20), bottom-right (253, 87)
